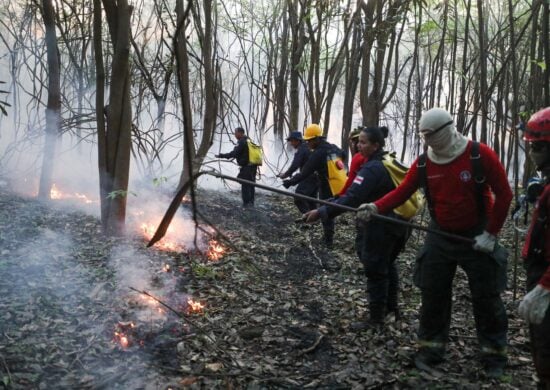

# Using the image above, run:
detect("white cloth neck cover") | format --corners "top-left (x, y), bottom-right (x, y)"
top-left (419, 108), bottom-right (468, 164)
top-left (425, 128), bottom-right (468, 164)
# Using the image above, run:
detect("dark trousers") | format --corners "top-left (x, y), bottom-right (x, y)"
top-left (355, 218), bottom-right (409, 309)
top-left (525, 257), bottom-right (550, 388)
top-left (318, 186), bottom-right (335, 244)
top-left (238, 165), bottom-right (257, 206)
top-left (294, 176), bottom-right (318, 214)
top-left (414, 225), bottom-right (508, 366)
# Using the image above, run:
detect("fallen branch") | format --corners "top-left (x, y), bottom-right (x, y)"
top-left (305, 235), bottom-right (324, 268)
top-left (297, 334), bottom-right (324, 356)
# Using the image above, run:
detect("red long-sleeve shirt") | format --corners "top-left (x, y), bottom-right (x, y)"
top-left (339, 153), bottom-right (367, 196)
top-left (522, 184), bottom-right (550, 288)
top-left (374, 141), bottom-right (512, 234)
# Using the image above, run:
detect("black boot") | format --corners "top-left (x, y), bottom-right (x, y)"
top-left (350, 303), bottom-right (385, 331)
top-left (386, 294), bottom-right (400, 321)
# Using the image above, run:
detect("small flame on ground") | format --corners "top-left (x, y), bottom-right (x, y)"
top-left (187, 298), bottom-right (205, 314)
top-left (207, 239), bottom-right (226, 261)
top-left (137, 293), bottom-right (167, 315)
top-left (50, 183), bottom-right (96, 204)
top-left (114, 332), bottom-right (129, 348)
top-left (140, 222), bottom-right (182, 251)
top-left (114, 322), bottom-right (135, 348)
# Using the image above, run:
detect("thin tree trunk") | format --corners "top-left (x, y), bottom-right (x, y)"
top-left (100, 0), bottom-right (133, 236)
top-left (477, 0), bottom-right (488, 143)
top-left (38, 0), bottom-right (61, 200)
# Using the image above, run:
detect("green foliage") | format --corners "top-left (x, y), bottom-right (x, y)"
top-left (106, 190), bottom-right (137, 199)
top-left (419, 20), bottom-right (438, 35)
top-left (153, 177), bottom-right (168, 187)
top-left (191, 262), bottom-right (219, 280)
top-left (533, 59), bottom-right (547, 71)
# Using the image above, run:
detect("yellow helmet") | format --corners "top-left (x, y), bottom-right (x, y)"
top-left (303, 123), bottom-right (322, 140)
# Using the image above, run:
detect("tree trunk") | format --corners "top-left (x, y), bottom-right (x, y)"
top-left (97, 0), bottom-right (133, 236)
top-left (476, 0), bottom-right (488, 143)
top-left (38, 0), bottom-right (61, 200)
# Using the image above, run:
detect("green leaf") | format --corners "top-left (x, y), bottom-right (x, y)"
top-left (106, 190), bottom-right (137, 199)
top-left (153, 177), bottom-right (168, 187)
top-left (420, 20), bottom-right (438, 35)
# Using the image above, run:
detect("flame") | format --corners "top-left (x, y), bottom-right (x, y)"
top-left (206, 239), bottom-right (226, 261)
top-left (162, 264), bottom-right (171, 272)
top-left (137, 292), bottom-right (166, 315)
top-left (50, 183), bottom-right (96, 204)
top-left (50, 184), bottom-right (62, 199)
top-left (114, 332), bottom-right (129, 348)
top-left (114, 322), bottom-right (135, 348)
top-left (187, 298), bottom-right (205, 314)
top-left (140, 222), bottom-right (182, 251)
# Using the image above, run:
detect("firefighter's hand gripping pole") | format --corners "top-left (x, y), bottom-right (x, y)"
top-left (147, 170), bottom-right (475, 248)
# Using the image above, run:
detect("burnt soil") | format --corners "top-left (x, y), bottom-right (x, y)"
top-left (0, 186), bottom-right (537, 389)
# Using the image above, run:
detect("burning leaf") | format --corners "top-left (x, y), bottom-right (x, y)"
top-left (206, 239), bottom-right (226, 261)
top-left (187, 298), bottom-right (205, 314)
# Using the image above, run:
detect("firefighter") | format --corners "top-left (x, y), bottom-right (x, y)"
top-left (339, 127), bottom-right (367, 196)
top-left (216, 127), bottom-right (258, 208)
top-left (283, 123), bottom-right (345, 249)
top-left (277, 131), bottom-right (318, 213)
top-left (518, 106), bottom-right (550, 389)
top-left (357, 107), bottom-right (513, 378)
top-left (303, 126), bottom-right (410, 329)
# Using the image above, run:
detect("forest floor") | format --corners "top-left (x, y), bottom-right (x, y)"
top-left (0, 185), bottom-right (539, 389)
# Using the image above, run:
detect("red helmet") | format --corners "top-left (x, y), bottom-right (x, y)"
top-left (524, 106), bottom-right (550, 142)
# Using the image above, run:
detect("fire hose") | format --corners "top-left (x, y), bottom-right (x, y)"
top-left (147, 170), bottom-right (475, 247)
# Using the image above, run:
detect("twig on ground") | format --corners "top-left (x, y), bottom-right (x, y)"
top-left (297, 334), bottom-right (324, 356)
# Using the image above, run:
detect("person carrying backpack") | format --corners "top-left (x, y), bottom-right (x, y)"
top-left (339, 127), bottom-right (367, 196)
top-left (303, 126), bottom-right (410, 329)
top-left (518, 107), bottom-right (550, 389)
top-left (277, 131), bottom-right (318, 213)
top-left (358, 108), bottom-right (512, 378)
top-left (215, 127), bottom-right (259, 208)
top-left (283, 123), bottom-right (345, 249)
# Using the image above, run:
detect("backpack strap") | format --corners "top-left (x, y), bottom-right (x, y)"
top-left (470, 141), bottom-right (486, 218)
top-left (417, 152), bottom-right (435, 219)
top-left (528, 185), bottom-right (549, 260)
top-left (418, 142), bottom-right (486, 223)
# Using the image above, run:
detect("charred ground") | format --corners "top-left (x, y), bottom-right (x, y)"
top-left (0, 186), bottom-right (537, 389)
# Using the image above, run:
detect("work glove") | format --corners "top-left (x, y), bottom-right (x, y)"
top-left (357, 203), bottom-right (378, 223)
top-left (519, 284), bottom-right (550, 324)
top-left (472, 230), bottom-right (496, 253)
top-left (214, 154), bottom-right (221, 158)
top-left (277, 173), bottom-right (288, 179)
top-left (282, 180), bottom-right (292, 189)
top-left (303, 210), bottom-right (320, 223)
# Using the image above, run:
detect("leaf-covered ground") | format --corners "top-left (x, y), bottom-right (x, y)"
top-left (0, 186), bottom-right (538, 389)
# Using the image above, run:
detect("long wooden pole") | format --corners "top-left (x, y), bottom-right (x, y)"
top-left (148, 170), bottom-right (475, 247)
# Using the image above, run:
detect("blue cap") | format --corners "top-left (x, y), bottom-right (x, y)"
top-left (286, 131), bottom-right (303, 141)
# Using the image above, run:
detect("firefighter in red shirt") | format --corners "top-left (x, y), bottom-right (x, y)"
top-left (518, 107), bottom-right (550, 388)
top-left (339, 127), bottom-right (367, 196)
top-left (357, 108), bottom-right (512, 378)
